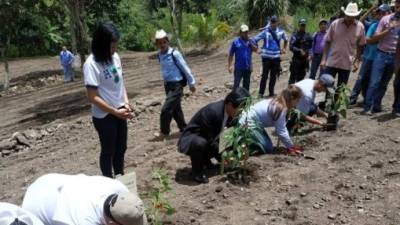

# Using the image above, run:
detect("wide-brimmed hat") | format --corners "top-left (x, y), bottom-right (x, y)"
top-left (154, 29), bottom-right (168, 40)
top-left (341, 2), bottom-right (362, 17)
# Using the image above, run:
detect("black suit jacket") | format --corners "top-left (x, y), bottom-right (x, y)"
top-left (178, 100), bottom-right (232, 153)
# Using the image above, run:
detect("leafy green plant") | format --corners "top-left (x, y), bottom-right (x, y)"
top-left (326, 84), bottom-right (351, 118)
top-left (287, 108), bottom-right (307, 136)
top-left (221, 96), bottom-right (256, 174)
top-left (146, 169), bottom-right (175, 225)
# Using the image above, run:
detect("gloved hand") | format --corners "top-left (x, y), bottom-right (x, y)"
top-left (287, 146), bottom-right (304, 155)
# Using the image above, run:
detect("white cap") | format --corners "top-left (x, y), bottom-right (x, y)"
top-left (341, 2), bottom-right (362, 17)
top-left (109, 193), bottom-right (147, 225)
top-left (0, 203), bottom-right (44, 225)
top-left (155, 29), bottom-right (168, 40)
top-left (240, 24), bottom-right (249, 32)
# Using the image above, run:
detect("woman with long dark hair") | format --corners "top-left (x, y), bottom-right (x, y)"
top-left (83, 22), bottom-right (133, 178)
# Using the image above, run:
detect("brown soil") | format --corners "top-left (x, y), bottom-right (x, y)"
top-left (0, 47), bottom-right (399, 225)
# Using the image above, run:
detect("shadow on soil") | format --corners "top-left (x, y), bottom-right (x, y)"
top-left (21, 89), bottom-right (139, 125)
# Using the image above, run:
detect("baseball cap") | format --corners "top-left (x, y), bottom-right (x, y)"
top-left (319, 74), bottom-right (335, 93)
top-left (240, 24), bottom-right (249, 32)
top-left (108, 193), bottom-right (147, 225)
top-left (299, 19), bottom-right (306, 25)
top-left (270, 15), bottom-right (278, 22)
top-left (378, 4), bottom-right (391, 12)
top-left (319, 19), bottom-right (328, 24)
top-left (155, 29), bottom-right (167, 40)
top-left (0, 203), bottom-right (44, 225)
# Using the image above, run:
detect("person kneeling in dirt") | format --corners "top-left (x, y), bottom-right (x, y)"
top-left (178, 88), bottom-right (250, 183)
top-left (154, 29), bottom-right (196, 139)
top-left (288, 74), bottom-right (335, 128)
top-left (22, 173), bottom-right (147, 225)
top-left (239, 85), bottom-right (303, 155)
top-left (0, 202), bottom-right (44, 225)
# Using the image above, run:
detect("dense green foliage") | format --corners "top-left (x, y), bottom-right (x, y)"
top-left (0, 0), bottom-right (380, 58)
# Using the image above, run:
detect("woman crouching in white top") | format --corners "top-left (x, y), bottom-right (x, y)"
top-left (240, 85), bottom-right (303, 154)
top-left (83, 22), bottom-right (133, 178)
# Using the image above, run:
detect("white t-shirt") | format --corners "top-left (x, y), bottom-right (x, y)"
top-left (0, 203), bottom-right (44, 225)
top-left (294, 79), bottom-right (315, 114)
top-left (83, 53), bottom-right (126, 119)
top-left (22, 174), bottom-right (129, 225)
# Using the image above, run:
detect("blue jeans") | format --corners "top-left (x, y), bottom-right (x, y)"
top-left (63, 65), bottom-right (74, 82)
top-left (309, 53), bottom-right (323, 79)
top-left (364, 50), bottom-right (395, 111)
top-left (233, 69), bottom-right (251, 91)
top-left (350, 59), bottom-right (373, 103)
top-left (393, 72), bottom-right (400, 113)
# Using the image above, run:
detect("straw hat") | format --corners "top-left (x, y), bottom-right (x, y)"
top-left (341, 2), bottom-right (362, 17)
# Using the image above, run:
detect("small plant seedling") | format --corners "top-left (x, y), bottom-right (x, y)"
top-left (146, 169), bottom-right (175, 225)
top-left (287, 108), bottom-right (307, 145)
top-left (325, 84), bottom-right (350, 130)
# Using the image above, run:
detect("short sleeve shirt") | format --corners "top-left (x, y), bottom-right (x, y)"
top-left (83, 53), bottom-right (126, 118)
top-left (295, 79), bottom-right (316, 114)
top-left (363, 22), bottom-right (379, 60)
top-left (325, 18), bottom-right (366, 70)
top-left (376, 14), bottom-right (400, 53)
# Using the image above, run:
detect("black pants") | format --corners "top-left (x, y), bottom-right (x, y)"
top-left (93, 114), bottom-right (127, 178)
top-left (160, 82), bottom-right (186, 135)
top-left (289, 58), bottom-right (308, 84)
top-left (184, 134), bottom-right (220, 175)
top-left (323, 66), bottom-right (351, 86)
top-left (259, 57), bottom-right (281, 96)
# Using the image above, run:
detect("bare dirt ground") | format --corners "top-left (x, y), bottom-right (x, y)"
top-left (0, 46), bottom-right (400, 225)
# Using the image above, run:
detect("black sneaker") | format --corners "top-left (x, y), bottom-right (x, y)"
top-left (193, 173), bottom-right (209, 184)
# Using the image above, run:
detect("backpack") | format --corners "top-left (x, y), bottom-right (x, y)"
top-left (158, 48), bottom-right (187, 87)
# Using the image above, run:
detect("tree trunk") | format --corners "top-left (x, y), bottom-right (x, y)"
top-left (167, 0), bottom-right (184, 54)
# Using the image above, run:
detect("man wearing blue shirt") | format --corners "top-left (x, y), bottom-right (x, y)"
top-left (155, 30), bottom-right (196, 138)
top-left (350, 4), bottom-right (390, 105)
top-left (228, 24), bottom-right (256, 91)
top-left (252, 15), bottom-right (288, 97)
top-left (59, 46), bottom-right (75, 82)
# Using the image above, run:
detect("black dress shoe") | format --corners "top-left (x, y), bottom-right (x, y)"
top-left (193, 173), bottom-right (209, 183)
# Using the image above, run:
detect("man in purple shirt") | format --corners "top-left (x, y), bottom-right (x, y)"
top-left (362, 0), bottom-right (400, 115)
top-left (228, 24), bottom-right (256, 91)
top-left (309, 19), bottom-right (328, 79)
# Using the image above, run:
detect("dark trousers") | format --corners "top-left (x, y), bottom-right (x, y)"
top-left (309, 53), bottom-right (323, 79)
top-left (93, 114), bottom-right (127, 178)
top-left (289, 58), bottom-right (308, 84)
top-left (350, 59), bottom-right (373, 103)
top-left (323, 66), bottom-right (351, 86)
top-left (259, 57), bottom-right (280, 96)
top-left (160, 82), bottom-right (186, 135)
top-left (393, 72), bottom-right (400, 113)
top-left (233, 69), bottom-right (251, 91)
top-left (185, 134), bottom-right (220, 174)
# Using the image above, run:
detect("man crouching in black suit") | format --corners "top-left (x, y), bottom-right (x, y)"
top-left (178, 88), bottom-right (250, 183)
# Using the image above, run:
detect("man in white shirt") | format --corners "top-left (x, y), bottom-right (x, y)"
top-left (22, 173), bottom-right (146, 225)
top-left (291, 74), bottom-right (335, 127)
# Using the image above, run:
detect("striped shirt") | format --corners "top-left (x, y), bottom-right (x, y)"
top-left (253, 27), bottom-right (288, 59)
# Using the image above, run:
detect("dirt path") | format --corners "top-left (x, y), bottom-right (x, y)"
top-left (0, 48), bottom-right (399, 225)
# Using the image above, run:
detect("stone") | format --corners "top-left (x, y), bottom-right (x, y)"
top-left (215, 186), bottom-right (223, 193)
top-left (328, 214), bottom-right (336, 220)
top-left (1, 150), bottom-right (12, 156)
top-left (12, 132), bottom-right (31, 147)
top-left (0, 139), bottom-right (17, 151)
top-left (313, 204), bottom-right (320, 209)
top-left (23, 129), bottom-right (39, 140)
top-left (300, 192), bottom-right (307, 197)
top-left (143, 99), bottom-right (162, 107)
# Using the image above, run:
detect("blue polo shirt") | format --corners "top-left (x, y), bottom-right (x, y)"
top-left (229, 37), bottom-right (253, 71)
top-left (252, 27), bottom-right (288, 59)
